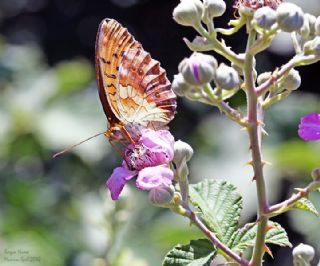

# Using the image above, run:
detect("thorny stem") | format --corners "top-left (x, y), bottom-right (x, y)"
top-left (256, 56), bottom-right (298, 96)
top-left (244, 29), bottom-right (269, 266)
top-left (266, 180), bottom-right (320, 217)
top-left (184, 207), bottom-right (251, 266)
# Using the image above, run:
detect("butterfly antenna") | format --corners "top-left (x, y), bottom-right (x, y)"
top-left (53, 132), bottom-right (106, 158)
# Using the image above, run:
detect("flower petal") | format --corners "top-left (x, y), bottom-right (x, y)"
top-left (140, 129), bottom-right (175, 160)
top-left (136, 165), bottom-right (174, 191)
top-left (298, 113), bottom-right (320, 141)
top-left (106, 163), bottom-right (137, 200)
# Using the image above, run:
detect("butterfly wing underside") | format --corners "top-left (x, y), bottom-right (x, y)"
top-left (95, 18), bottom-right (176, 140)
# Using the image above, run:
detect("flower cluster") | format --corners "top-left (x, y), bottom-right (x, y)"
top-left (106, 129), bottom-right (175, 200)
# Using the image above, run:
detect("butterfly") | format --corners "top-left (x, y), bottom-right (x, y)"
top-left (95, 18), bottom-right (177, 144)
top-left (53, 19), bottom-right (176, 158)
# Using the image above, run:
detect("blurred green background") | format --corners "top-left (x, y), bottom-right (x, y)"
top-left (0, 0), bottom-right (320, 265)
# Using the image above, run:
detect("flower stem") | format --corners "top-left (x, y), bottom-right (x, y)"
top-left (184, 207), bottom-right (251, 266)
top-left (244, 29), bottom-right (269, 266)
top-left (266, 180), bottom-right (320, 217)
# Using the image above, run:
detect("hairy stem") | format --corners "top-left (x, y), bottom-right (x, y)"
top-left (244, 29), bottom-right (269, 266)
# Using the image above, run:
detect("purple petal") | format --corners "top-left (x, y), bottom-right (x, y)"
top-left (140, 129), bottom-right (175, 160)
top-left (192, 62), bottom-right (200, 83)
top-left (136, 165), bottom-right (174, 191)
top-left (106, 163), bottom-right (137, 200)
top-left (298, 113), bottom-right (320, 141)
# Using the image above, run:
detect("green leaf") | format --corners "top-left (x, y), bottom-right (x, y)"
top-left (162, 239), bottom-right (216, 266)
top-left (292, 197), bottom-right (319, 216)
top-left (228, 221), bottom-right (292, 254)
top-left (189, 179), bottom-right (242, 243)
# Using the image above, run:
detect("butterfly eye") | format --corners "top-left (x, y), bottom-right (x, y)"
top-left (131, 65), bottom-right (136, 71)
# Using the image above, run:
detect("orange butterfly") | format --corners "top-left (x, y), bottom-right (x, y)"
top-left (53, 19), bottom-right (176, 158)
top-left (95, 19), bottom-right (176, 144)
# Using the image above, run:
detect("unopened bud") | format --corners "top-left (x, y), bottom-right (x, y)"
top-left (173, 140), bottom-right (194, 167)
top-left (276, 3), bottom-right (304, 33)
top-left (173, 0), bottom-right (204, 27)
top-left (148, 184), bottom-right (175, 207)
top-left (311, 168), bottom-right (320, 181)
top-left (257, 72), bottom-right (272, 86)
top-left (315, 16), bottom-right (320, 36)
top-left (253, 6), bottom-right (277, 30)
top-left (215, 63), bottom-right (240, 90)
top-left (292, 243), bottom-right (315, 265)
top-left (203, 0), bottom-right (226, 23)
top-left (303, 36), bottom-right (320, 56)
top-left (179, 53), bottom-right (217, 85)
top-left (172, 73), bottom-right (191, 96)
top-left (282, 69), bottom-right (301, 91)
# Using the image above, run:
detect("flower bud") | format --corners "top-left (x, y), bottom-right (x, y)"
top-left (257, 71), bottom-right (272, 86)
top-left (148, 184), bottom-right (175, 207)
top-left (299, 14), bottom-right (317, 39)
top-left (303, 36), bottom-right (320, 56)
top-left (253, 6), bottom-right (277, 30)
top-left (292, 243), bottom-right (315, 264)
top-left (173, 0), bottom-right (204, 27)
top-left (282, 69), bottom-right (301, 91)
top-left (203, 0), bottom-right (226, 23)
top-left (172, 73), bottom-right (191, 96)
top-left (178, 53), bottom-right (218, 85)
top-left (311, 168), bottom-right (320, 181)
top-left (315, 16), bottom-right (320, 36)
top-left (276, 3), bottom-right (304, 33)
top-left (173, 140), bottom-right (194, 167)
top-left (215, 63), bottom-right (240, 90)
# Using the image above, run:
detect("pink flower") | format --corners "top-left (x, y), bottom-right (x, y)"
top-left (298, 113), bottom-right (320, 141)
top-left (106, 129), bottom-right (175, 200)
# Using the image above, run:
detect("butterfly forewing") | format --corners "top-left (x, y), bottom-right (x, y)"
top-left (116, 48), bottom-right (176, 130)
top-left (95, 18), bottom-right (176, 141)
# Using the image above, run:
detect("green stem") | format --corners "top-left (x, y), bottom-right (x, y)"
top-left (195, 24), bottom-right (244, 67)
top-left (203, 84), bottom-right (248, 127)
top-left (244, 29), bottom-right (269, 266)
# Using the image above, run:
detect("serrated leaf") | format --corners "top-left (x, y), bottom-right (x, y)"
top-left (189, 179), bottom-right (242, 243)
top-left (292, 197), bottom-right (319, 216)
top-left (162, 239), bottom-right (216, 266)
top-left (228, 221), bottom-right (292, 254)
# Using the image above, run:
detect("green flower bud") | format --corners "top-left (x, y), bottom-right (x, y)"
top-left (148, 185), bottom-right (175, 207)
top-left (178, 52), bottom-right (218, 85)
top-left (173, 0), bottom-right (204, 27)
top-left (303, 36), bottom-right (320, 56)
top-left (172, 73), bottom-right (191, 96)
top-left (282, 69), bottom-right (301, 91)
top-left (253, 6), bottom-right (277, 30)
top-left (203, 0), bottom-right (226, 23)
top-left (292, 243), bottom-right (315, 264)
top-left (257, 71), bottom-right (272, 86)
top-left (276, 3), bottom-right (304, 33)
top-left (215, 63), bottom-right (240, 90)
top-left (315, 16), bottom-right (320, 36)
top-left (173, 140), bottom-right (194, 167)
